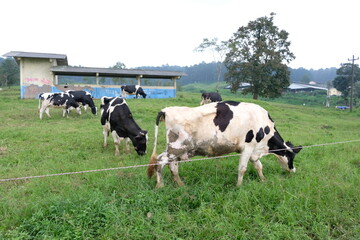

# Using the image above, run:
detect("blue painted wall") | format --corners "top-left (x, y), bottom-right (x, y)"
top-left (27, 86), bottom-right (176, 99)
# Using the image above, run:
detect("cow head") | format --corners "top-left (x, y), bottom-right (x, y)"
top-left (90, 106), bottom-right (97, 115)
top-left (275, 141), bottom-right (302, 173)
top-left (133, 130), bottom-right (148, 155)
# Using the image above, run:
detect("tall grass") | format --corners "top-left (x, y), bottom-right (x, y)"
top-left (0, 87), bottom-right (360, 239)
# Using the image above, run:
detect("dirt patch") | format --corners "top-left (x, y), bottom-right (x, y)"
top-left (0, 146), bottom-right (7, 155)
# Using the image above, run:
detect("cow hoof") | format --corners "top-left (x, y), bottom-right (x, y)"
top-left (176, 180), bottom-right (184, 187)
top-left (155, 183), bottom-right (164, 188)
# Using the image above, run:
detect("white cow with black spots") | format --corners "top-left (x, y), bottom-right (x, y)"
top-left (147, 101), bottom-right (302, 188)
top-left (38, 92), bottom-right (81, 119)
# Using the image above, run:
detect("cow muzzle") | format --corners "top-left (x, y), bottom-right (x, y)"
top-left (137, 150), bottom-right (146, 156)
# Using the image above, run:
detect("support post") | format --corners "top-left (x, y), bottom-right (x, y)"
top-left (348, 55), bottom-right (359, 112)
top-left (137, 75), bottom-right (142, 85)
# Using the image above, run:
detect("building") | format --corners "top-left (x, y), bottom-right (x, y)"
top-left (3, 51), bottom-right (186, 99)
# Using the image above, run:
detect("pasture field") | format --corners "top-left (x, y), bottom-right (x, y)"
top-left (0, 87), bottom-right (360, 239)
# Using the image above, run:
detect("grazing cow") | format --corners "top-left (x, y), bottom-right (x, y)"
top-left (147, 101), bottom-right (302, 188)
top-left (38, 92), bottom-right (81, 120)
top-left (200, 92), bottom-right (222, 105)
top-left (121, 85), bottom-right (147, 99)
top-left (100, 96), bottom-right (148, 156)
top-left (65, 90), bottom-right (97, 115)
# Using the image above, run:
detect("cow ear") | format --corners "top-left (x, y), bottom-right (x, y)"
top-left (293, 145), bottom-right (302, 153)
top-left (139, 130), bottom-right (147, 136)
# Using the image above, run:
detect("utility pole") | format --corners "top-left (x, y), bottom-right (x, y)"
top-left (348, 55), bottom-right (359, 112)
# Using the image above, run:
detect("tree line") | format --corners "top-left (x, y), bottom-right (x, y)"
top-left (138, 63), bottom-right (338, 86)
top-left (0, 57), bottom-right (338, 88)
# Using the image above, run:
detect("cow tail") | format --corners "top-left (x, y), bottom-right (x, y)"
top-left (38, 93), bottom-right (43, 111)
top-left (147, 111), bottom-right (165, 178)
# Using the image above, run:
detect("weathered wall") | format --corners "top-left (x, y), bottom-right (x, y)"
top-left (20, 58), bottom-right (56, 98)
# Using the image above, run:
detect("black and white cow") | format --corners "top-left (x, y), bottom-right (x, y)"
top-left (100, 96), bottom-right (148, 156)
top-left (148, 101), bottom-right (302, 188)
top-left (65, 90), bottom-right (97, 115)
top-left (121, 85), bottom-right (147, 99)
top-left (38, 92), bottom-right (81, 119)
top-left (200, 92), bottom-right (222, 105)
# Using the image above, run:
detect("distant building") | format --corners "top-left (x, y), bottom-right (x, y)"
top-left (328, 88), bottom-right (342, 96)
top-left (225, 82), bottom-right (342, 96)
top-left (2, 51), bottom-right (186, 99)
top-left (287, 83), bottom-right (327, 92)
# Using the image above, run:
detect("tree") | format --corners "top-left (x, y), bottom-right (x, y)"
top-left (224, 13), bottom-right (295, 99)
top-left (195, 38), bottom-right (228, 92)
top-left (110, 61), bottom-right (126, 84)
top-left (0, 58), bottom-right (20, 87)
top-left (332, 63), bottom-right (360, 104)
top-left (112, 62), bottom-right (126, 69)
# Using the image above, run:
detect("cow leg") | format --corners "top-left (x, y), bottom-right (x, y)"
top-left (39, 107), bottom-right (45, 120)
top-left (63, 108), bottom-right (69, 118)
top-left (155, 153), bottom-right (169, 188)
top-left (125, 138), bottom-right (130, 152)
top-left (39, 106), bottom-right (50, 119)
top-left (237, 150), bottom-right (252, 186)
top-left (45, 107), bottom-right (51, 118)
top-left (103, 127), bottom-right (109, 147)
top-left (251, 159), bottom-right (266, 181)
top-left (76, 107), bottom-right (82, 115)
top-left (169, 161), bottom-right (184, 187)
top-left (111, 131), bottom-right (124, 156)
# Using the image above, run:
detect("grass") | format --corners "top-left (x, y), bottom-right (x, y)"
top-left (0, 86), bottom-right (360, 239)
top-left (181, 81), bottom-right (347, 107)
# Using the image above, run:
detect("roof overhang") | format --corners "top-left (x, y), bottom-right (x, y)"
top-left (3, 51), bottom-right (68, 65)
top-left (50, 66), bottom-right (186, 79)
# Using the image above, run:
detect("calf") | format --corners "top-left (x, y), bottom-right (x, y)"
top-left (121, 85), bottom-right (147, 98)
top-left (100, 96), bottom-right (148, 155)
top-left (65, 90), bottom-right (97, 115)
top-left (38, 92), bottom-right (81, 120)
top-left (148, 101), bottom-right (302, 188)
top-left (200, 92), bottom-right (222, 105)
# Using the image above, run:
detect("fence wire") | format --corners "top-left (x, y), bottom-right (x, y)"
top-left (1, 139), bottom-right (360, 183)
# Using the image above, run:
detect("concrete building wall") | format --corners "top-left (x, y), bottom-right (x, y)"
top-left (20, 58), bottom-right (56, 98)
top-left (15, 55), bottom-right (179, 99)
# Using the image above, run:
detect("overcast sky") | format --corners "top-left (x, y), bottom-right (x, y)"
top-left (1, 0), bottom-right (359, 70)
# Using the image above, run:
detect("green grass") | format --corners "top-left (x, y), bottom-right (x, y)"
top-left (181, 81), bottom-right (347, 107)
top-left (1, 86), bottom-right (360, 239)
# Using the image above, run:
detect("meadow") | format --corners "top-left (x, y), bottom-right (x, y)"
top-left (0, 87), bottom-right (360, 239)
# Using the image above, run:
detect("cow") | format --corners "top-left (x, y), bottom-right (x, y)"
top-left (200, 92), bottom-right (222, 105)
top-left (121, 85), bottom-right (147, 99)
top-left (65, 90), bottom-right (97, 115)
top-left (147, 101), bottom-right (302, 188)
top-left (100, 96), bottom-right (148, 156)
top-left (38, 92), bottom-right (81, 120)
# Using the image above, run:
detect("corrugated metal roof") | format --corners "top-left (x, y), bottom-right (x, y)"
top-left (288, 83), bottom-right (327, 91)
top-left (3, 51), bottom-right (68, 65)
top-left (50, 66), bottom-right (186, 79)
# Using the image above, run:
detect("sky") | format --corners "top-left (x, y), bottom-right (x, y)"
top-left (1, 0), bottom-right (359, 70)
